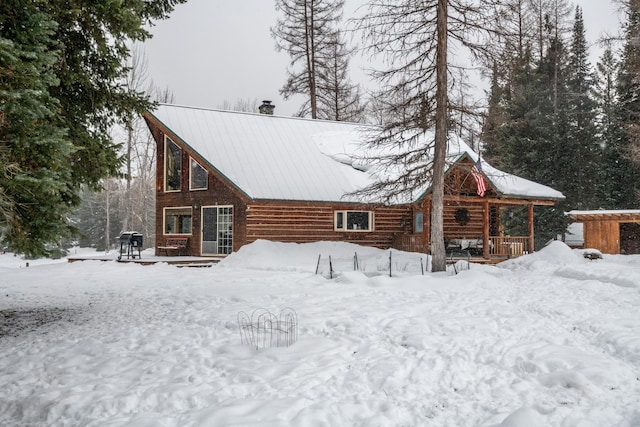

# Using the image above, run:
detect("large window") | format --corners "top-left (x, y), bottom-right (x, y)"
top-left (165, 137), bottom-right (182, 192)
top-left (190, 158), bottom-right (208, 190)
top-left (334, 211), bottom-right (373, 232)
top-left (164, 207), bottom-right (192, 235)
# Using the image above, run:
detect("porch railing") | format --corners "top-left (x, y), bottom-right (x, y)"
top-left (488, 236), bottom-right (530, 257)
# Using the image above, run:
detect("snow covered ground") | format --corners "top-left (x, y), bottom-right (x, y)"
top-left (0, 240), bottom-right (638, 426)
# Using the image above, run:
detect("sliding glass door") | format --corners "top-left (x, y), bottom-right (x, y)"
top-left (201, 206), bottom-right (233, 255)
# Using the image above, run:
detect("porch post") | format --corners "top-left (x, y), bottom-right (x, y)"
top-left (483, 200), bottom-right (490, 258)
top-left (528, 204), bottom-right (534, 253)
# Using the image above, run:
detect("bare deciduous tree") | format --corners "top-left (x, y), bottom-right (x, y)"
top-left (75, 45), bottom-right (174, 251)
top-left (272, 0), bottom-right (345, 118)
top-left (356, 0), bottom-right (502, 271)
top-left (316, 31), bottom-right (366, 122)
top-left (217, 98), bottom-right (260, 113)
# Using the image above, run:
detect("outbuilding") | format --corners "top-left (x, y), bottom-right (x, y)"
top-left (568, 210), bottom-right (640, 254)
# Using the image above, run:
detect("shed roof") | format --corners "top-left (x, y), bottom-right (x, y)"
top-left (568, 210), bottom-right (640, 221)
top-left (147, 104), bottom-right (564, 203)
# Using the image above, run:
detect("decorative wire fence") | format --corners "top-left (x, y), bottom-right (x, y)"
top-left (237, 308), bottom-right (298, 350)
top-left (313, 251), bottom-right (471, 278)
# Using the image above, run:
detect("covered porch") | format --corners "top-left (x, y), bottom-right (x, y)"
top-left (442, 198), bottom-right (542, 260)
top-left (394, 198), bottom-right (551, 262)
top-left (393, 162), bottom-right (562, 261)
top-left (391, 151), bottom-right (565, 261)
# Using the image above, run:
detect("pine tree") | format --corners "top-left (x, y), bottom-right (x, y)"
top-left (0, 0), bottom-right (185, 256)
top-left (485, 11), bottom-right (572, 246)
top-left (614, 0), bottom-right (640, 207)
top-left (562, 6), bottom-right (601, 210)
top-left (0, 0), bottom-right (76, 256)
top-left (595, 45), bottom-right (633, 207)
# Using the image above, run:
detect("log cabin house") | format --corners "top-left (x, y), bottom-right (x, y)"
top-left (144, 103), bottom-right (564, 261)
top-left (568, 210), bottom-right (640, 254)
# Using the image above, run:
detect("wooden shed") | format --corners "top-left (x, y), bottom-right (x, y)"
top-left (144, 104), bottom-right (564, 261)
top-left (568, 210), bottom-right (640, 254)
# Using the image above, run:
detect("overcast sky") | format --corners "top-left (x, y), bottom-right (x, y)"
top-left (143, 0), bottom-right (622, 117)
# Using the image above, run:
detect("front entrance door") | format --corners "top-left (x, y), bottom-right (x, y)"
top-left (201, 206), bottom-right (233, 255)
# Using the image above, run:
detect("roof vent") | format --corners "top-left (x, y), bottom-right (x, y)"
top-left (259, 100), bottom-right (275, 115)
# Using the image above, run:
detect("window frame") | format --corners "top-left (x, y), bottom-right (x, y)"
top-left (189, 157), bottom-right (208, 191)
top-left (334, 210), bottom-right (374, 232)
top-left (163, 206), bottom-right (193, 235)
top-left (164, 136), bottom-right (182, 192)
top-left (414, 212), bottom-right (424, 233)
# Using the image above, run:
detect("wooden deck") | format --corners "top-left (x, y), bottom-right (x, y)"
top-left (67, 254), bottom-right (223, 267)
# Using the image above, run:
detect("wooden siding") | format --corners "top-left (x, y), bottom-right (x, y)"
top-left (147, 117), bottom-right (249, 256)
top-left (443, 202), bottom-right (484, 239)
top-left (146, 112), bottom-right (558, 259)
top-left (245, 202), bottom-right (413, 249)
top-left (583, 221), bottom-right (620, 254)
top-left (569, 212), bottom-right (640, 254)
top-left (444, 160), bottom-right (495, 198)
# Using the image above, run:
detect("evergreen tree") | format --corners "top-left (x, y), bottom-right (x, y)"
top-left (485, 7), bottom-right (573, 246)
top-left (614, 0), bottom-right (640, 207)
top-left (0, 0), bottom-right (185, 257)
top-left (481, 62), bottom-right (508, 166)
top-left (562, 6), bottom-right (601, 210)
top-left (0, 0), bottom-right (76, 255)
top-left (595, 44), bottom-right (634, 207)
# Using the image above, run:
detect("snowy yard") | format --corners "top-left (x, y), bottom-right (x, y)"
top-left (0, 240), bottom-right (639, 426)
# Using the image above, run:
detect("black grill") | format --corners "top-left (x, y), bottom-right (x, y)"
top-left (117, 232), bottom-right (143, 260)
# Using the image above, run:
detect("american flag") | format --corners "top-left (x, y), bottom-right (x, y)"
top-left (471, 158), bottom-right (486, 197)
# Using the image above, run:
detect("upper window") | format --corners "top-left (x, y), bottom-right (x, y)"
top-left (164, 207), bottom-right (192, 235)
top-left (190, 158), bottom-right (208, 190)
top-left (165, 137), bottom-right (182, 192)
top-left (335, 211), bottom-right (373, 232)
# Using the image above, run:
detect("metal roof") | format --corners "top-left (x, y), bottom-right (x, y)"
top-left (147, 104), bottom-right (565, 203)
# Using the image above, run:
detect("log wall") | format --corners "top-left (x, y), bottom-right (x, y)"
top-left (443, 202), bottom-right (484, 239)
top-left (245, 202), bottom-right (413, 249)
top-left (147, 117), bottom-right (249, 256)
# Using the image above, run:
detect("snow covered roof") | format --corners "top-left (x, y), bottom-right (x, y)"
top-left (568, 210), bottom-right (640, 220)
top-left (147, 104), bottom-right (564, 203)
top-left (447, 146), bottom-right (565, 201)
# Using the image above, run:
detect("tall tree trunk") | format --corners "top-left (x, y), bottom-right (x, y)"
top-left (431, 0), bottom-right (448, 272)
top-left (304, 0), bottom-right (317, 118)
top-left (105, 181), bottom-right (111, 254)
top-left (122, 121), bottom-right (133, 232)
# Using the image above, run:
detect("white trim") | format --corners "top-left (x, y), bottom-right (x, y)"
top-left (334, 210), bottom-right (374, 232)
top-left (189, 157), bottom-right (208, 191)
top-left (164, 136), bottom-right (182, 193)
top-left (163, 206), bottom-right (193, 235)
top-left (200, 205), bottom-right (234, 256)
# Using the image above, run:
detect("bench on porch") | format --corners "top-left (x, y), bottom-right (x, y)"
top-left (157, 237), bottom-right (188, 256)
top-left (446, 238), bottom-right (483, 256)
